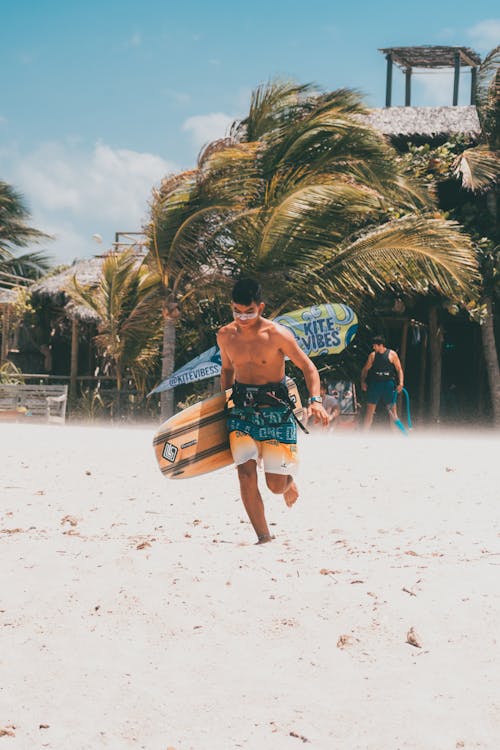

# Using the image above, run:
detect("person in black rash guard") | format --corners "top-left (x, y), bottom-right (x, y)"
top-left (360, 335), bottom-right (404, 429)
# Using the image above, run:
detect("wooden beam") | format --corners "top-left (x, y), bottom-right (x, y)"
top-left (470, 66), bottom-right (477, 104)
top-left (70, 317), bottom-right (79, 402)
top-left (453, 51), bottom-right (460, 105)
top-left (429, 306), bottom-right (443, 422)
top-left (385, 53), bottom-right (393, 107)
top-left (405, 68), bottom-right (412, 106)
top-left (400, 320), bottom-right (409, 371)
top-left (418, 328), bottom-right (428, 419)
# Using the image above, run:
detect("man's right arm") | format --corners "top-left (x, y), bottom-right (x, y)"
top-left (360, 352), bottom-right (374, 392)
top-left (216, 330), bottom-right (235, 391)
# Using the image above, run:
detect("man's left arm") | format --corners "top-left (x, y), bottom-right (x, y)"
top-left (278, 327), bottom-right (329, 426)
top-left (390, 351), bottom-right (404, 393)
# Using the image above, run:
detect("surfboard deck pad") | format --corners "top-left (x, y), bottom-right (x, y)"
top-left (153, 378), bottom-right (303, 480)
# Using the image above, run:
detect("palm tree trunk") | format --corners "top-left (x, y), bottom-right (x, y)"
top-left (429, 305), bottom-right (443, 423)
top-left (480, 295), bottom-right (500, 427)
top-left (160, 314), bottom-right (176, 420)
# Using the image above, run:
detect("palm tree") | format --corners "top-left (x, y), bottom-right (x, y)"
top-left (147, 141), bottom-right (262, 418)
top-left (69, 248), bottom-right (162, 393)
top-left (0, 181), bottom-right (51, 285)
top-left (452, 46), bottom-right (500, 425)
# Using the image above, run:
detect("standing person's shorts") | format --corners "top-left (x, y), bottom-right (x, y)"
top-left (227, 406), bottom-right (298, 476)
top-left (366, 379), bottom-right (396, 406)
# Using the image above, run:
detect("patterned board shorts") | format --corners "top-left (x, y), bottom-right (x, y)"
top-left (227, 406), bottom-right (298, 476)
top-left (229, 431), bottom-right (298, 476)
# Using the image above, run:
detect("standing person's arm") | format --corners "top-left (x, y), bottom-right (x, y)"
top-left (390, 351), bottom-right (404, 393)
top-left (216, 331), bottom-right (235, 391)
top-left (360, 352), bottom-right (375, 392)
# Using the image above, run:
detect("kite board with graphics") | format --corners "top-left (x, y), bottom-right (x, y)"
top-left (153, 378), bottom-right (304, 480)
top-left (274, 303), bottom-right (358, 357)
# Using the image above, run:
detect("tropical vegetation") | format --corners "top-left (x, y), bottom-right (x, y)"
top-left (148, 81), bottom-right (480, 418)
top-left (0, 180), bottom-right (51, 285)
top-left (69, 248), bottom-right (162, 392)
top-left (398, 46), bottom-right (499, 424)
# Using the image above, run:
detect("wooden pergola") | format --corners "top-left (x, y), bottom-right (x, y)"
top-left (379, 45), bottom-right (482, 107)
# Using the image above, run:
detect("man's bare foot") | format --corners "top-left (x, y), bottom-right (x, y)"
top-left (255, 534), bottom-right (275, 544)
top-left (283, 481), bottom-right (299, 508)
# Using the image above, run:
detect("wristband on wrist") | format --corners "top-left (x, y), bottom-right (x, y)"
top-left (308, 395), bottom-right (322, 404)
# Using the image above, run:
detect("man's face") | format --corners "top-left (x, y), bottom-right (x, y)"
top-left (372, 343), bottom-right (385, 354)
top-left (232, 301), bottom-right (264, 326)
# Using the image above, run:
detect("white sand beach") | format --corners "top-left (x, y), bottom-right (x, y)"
top-left (1, 422), bottom-right (499, 750)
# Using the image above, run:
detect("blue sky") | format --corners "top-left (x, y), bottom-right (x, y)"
top-left (1, 0), bottom-right (498, 265)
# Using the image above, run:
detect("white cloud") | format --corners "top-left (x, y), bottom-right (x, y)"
top-left (182, 112), bottom-right (234, 149)
top-left (467, 19), bottom-right (500, 53)
top-left (32, 217), bottom-right (91, 264)
top-left (15, 141), bottom-right (175, 221)
top-left (3, 140), bottom-right (177, 264)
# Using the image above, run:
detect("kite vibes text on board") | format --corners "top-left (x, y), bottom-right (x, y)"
top-left (297, 324), bottom-right (342, 354)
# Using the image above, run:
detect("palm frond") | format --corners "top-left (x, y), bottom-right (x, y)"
top-left (475, 45), bottom-right (500, 146)
top-left (234, 79), bottom-right (317, 142)
top-left (0, 181), bottom-right (51, 252)
top-left (301, 215), bottom-right (480, 306)
top-left (453, 146), bottom-right (500, 192)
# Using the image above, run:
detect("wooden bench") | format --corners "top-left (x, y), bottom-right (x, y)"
top-left (0, 384), bottom-right (68, 424)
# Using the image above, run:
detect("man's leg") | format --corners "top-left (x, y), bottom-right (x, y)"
top-left (265, 473), bottom-right (299, 507)
top-left (237, 460), bottom-right (273, 543)
top-left (363, 402), bottom-right (377, 428)
top-left (384, 382), bottom-right (399, 429)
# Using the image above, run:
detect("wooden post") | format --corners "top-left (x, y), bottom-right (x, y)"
top-left (70, 317), bottom-right (79, 402)
top-left (396, 319), bottom-right (410, 420)
top-left (1, 305), bottom-right (10, 365)
top-left (418, 328), bottom-right (428, 419)
top-left (385, 53), bottom-right (393, 107)
top-left (399, 320), bottom-right (409, 372)
top-left (429, 306), bottom-right (443, 423)
top-left (453, 51), bottom-right (460, 105)
top-left (405, 68), bottom-right (412, 106)
top-left (470, 66), bottom-right (477, 104)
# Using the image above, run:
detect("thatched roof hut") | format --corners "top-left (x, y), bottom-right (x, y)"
top-left (30, 255), bottom-right (105, 323)
top-left (28, 247), bottom-right (148, 395)
top-left (364, 105), bottom-right (481, 139)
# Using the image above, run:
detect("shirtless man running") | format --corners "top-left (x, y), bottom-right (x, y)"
top-left (217, 278), bottom-right (328, 544)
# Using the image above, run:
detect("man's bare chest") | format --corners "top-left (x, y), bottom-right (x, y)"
top-left (226, 332), bottom-right (282, 365)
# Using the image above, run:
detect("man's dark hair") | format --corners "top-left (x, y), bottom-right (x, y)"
top-left (231, 278), bottom-right (262, 305)
top-left (372, 335), bottom-right (386, 346)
